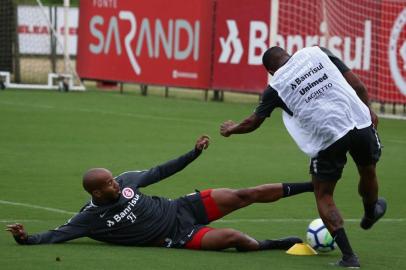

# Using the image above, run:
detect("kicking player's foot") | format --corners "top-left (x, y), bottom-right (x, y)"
top-left (267, 236), bottom-right (303, 250)
top-left (360, 198), bottom-right (387, 230)
top-left (333, 254), bottom-right (360, 268)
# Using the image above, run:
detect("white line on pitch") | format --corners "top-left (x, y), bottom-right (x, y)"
top-left (0, 101), bottom-right (55, 109)
top-left (0, 101), bottom-right (213, 125)
top-left (214, 218), bottom-right (405, 223)
top-left (385, 139), bottom-right (406, 144)
top-left (3, 101), bottom-right (406, 143)
top-left (0, 200), bottom-right (76, 215)
top-left (1, 199), bottom-right (404, 223)
top-left (0, 220), bottom-right (43, 223)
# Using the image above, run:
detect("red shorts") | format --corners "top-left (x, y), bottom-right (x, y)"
top-left (184, 189), bottom-right (223, 250)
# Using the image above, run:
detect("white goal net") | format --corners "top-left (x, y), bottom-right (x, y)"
top-left (0, 0), bottom-right (84, 91)
top-left (273, 0), bottom-right (406, 117)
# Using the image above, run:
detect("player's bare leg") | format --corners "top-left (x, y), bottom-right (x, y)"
top-left (197, 182), bottom-right (313, 251)
top-left (200, 228), bottom-right (260, 251)
top-left (312, 176), bottom-right (360, 268)
top-left (210, 182), bottom-right (313, 215)
top-left (210, 184), bottom-right (282, 215)
top-left (312, 178), bottom-right (342, 232)
top-left (199, 227), bottom-right (302, 251)
top-left (357, 164), bottom-right (387, 230)
top-left (358, 164), bottom-right (378, 204)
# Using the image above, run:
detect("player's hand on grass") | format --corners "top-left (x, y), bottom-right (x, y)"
top-left (195, 135), bottom-right (210, 151)
top-left (220, 120), bottom-right (236, 137)
top-left (6, 223), bottom-right (28, 242)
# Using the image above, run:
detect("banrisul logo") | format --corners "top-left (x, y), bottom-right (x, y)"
top-left (122, 187), bottom-right (134, 199)
top-left (289, 62), bottom-right (325, 93)
top-left (219, 20), bottom-right (243, 64)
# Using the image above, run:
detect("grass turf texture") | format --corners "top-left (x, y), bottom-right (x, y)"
top-left (0, 89), bottom-right (405, 270)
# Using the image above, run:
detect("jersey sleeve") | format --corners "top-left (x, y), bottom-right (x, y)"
top-left (320, 47), bottom-right (350, 73)
top-left (255, 86), bottom-right (293, 117)
top-left (117, 148), bottom-right (201, 188)
top-left (17, 213), bottom-right (90, 245)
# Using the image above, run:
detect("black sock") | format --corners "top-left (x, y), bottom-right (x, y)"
top-left (282, 182), bottom-right (314, 197)
top-left (258, 240), bottom-right (273, 250)
top-left (332, 228), bottom-right (354, 257)
top-left (363, 200), bottom-right (377, 218)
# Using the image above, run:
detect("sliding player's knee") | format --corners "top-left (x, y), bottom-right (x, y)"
top-left (214, 188), bottom-right (258, 209)
top-left (234, 188), bottom-right (258, 206)
top-left (222, 229), bottom-right (246, 247)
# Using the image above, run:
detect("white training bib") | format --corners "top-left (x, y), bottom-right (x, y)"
top-left (270, 47), bottom-right (371, 157)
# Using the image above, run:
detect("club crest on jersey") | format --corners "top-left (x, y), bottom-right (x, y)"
top-left (122, 187), bottom-right (134, 199)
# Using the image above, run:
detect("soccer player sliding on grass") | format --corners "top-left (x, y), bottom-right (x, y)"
top-left (7, 135), bottom-right (313, 251)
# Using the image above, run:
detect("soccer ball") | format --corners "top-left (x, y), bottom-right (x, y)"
top-left (306, 218), bottom-right (336, 252)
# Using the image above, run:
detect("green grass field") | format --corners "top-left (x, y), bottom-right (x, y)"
top-left (0, 89), bottom-right (405, 270)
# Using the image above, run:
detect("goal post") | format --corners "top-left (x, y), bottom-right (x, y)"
top-left (0, 0), bottom-right (85, 91)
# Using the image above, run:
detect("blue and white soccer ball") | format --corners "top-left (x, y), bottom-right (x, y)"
top-left (306, 218), bottom-right (336, 252)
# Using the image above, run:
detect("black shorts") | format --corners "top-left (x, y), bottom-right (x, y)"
top-left (164, 190), bottom-right (224, 249)
top-left (310, 125), bottom-right (381, 181)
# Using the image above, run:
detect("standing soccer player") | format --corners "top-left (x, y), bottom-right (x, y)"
top-left (220, 46), bottom-right (386, 268)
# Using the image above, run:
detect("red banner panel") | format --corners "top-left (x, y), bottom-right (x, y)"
top-left (212, 0), bottom-right (406, 101)
top-left (320, 0), bottom-right (382, 101)
top-left (77, 0), bottom-right (214, 89)
top-left (77, 0), bottom-right (406, 103)
top-left (211, 0), bottom-right (270, 93)
top-left (378, 1), bottom-right (406, 103)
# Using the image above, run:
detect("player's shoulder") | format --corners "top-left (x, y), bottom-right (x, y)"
top-left (115, 170), bottom-right (147, 188)
top-left (318, 47), bottom-right (350, 73)
top-left (79, 200), bottom-right (98, 214)
top-left (68, 205), bottom-right (95, 225)
top-left (116, 170), bottom-right (145, 181)
top-left (262, 85), bottom-right (279, 98)
top-left (319, 46), bottom-right (333, 56)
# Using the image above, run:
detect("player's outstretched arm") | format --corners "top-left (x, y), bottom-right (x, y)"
top-left (6, 215), bottom-right (89, 245)
top-left (220, 114), bottom-right (265, 137)
top-left (133, 135), bottom-right (210, 188)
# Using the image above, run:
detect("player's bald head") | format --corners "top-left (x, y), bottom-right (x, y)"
top-left (82, 168), bottom-right (112, 194)
top-left (262, 46), bottom-right (291, 75)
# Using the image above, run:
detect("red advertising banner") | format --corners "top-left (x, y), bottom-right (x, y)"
top-left (322, 0), bottom-right (382, 101)
top-left (211, 0), bottom-right (270, 93)
top-left (212, 0), bottom-right (406, 101)
top-left (378, 1), bottom-right (406, 103)
top-left (77, 0), bottom-right (406, 103)
top-left (77, 0), bottom-right (214, 89)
